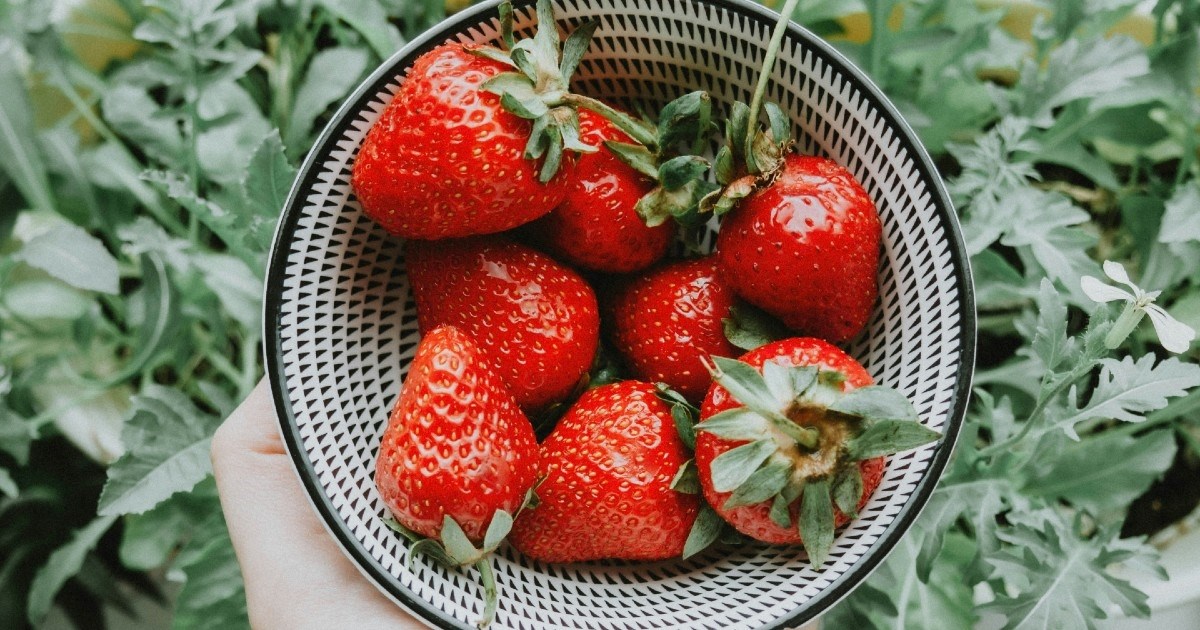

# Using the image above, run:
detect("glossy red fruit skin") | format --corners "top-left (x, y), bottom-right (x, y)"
top-left (695, 337), bottom-right (885, 544)
top-left (351, 44), bottom-right (575, 240)
top-left (715, 155), bottom-right (881, 343)
top-left (406, 237), bottom-right (600, 412)
top-left (510, 381), bottom-right (700, 562)
top-left (607, 257), bottom-right (740, 401)
top-left (523, 111), bottom-right (672, 272)
top-left (374, 326), bottom-right (539, 543)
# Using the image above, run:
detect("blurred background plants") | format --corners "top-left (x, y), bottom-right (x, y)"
top-left (0, 0), bottom-right (1198, 629)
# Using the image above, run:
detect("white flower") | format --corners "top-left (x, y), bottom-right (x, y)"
top-left (1081, 260), bottom-right (1195, 353)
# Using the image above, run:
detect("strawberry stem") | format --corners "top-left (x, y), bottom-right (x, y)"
top-left (745, 0), bottom-right (802, 158)
top-left (771, 416), bottom-right (820, 450)
top-left (474, 557), bottom-right (499, 628)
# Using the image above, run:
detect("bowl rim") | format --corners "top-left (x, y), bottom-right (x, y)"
top-left (262, 0), bottom-right (978, 627)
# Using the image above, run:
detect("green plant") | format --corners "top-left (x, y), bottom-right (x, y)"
top-left (0, 1), bottom-right (443, 627)
top-left (823, 0), bottom-right (1200, 627)
top-left (0, 1), bottom-right (1198, 629)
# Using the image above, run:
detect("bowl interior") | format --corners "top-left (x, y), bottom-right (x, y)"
top-left (264, 0), bottom-right (974, 628)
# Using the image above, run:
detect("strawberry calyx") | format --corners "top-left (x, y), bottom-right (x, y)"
top-left (475, 1), bottom-right (721, 227)
top-left (385, 488), bottom-right (538, 628)
top-left (695, 355), bottom-right (941, 568)
top-left (654, 383), bottom-right (738, 559)
top-left (469, 0), bottom-right (658, 183)
top-left (601, 92), bottom-right (722, 229)
top-left (698, 0), bottom-right (802, 216)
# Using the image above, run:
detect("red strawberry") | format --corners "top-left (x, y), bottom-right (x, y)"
top-left (693, 338), bottom-right (939, 567)
top-left (523, 110), bottom-right (672, 272)
top-left (350, 0), bottom-right (653, 241)
top-left (351, 43), bottom-right (577, 240)
top-left (509, 381), bottom-right (700, 562)
top-left (715, 155), bottom-right (881, 343)
top-left (606, 257), bottom-right (740, 400)
top-left (406, 237), bottom-right (600, 412)
top-left (374, 325), bottom-right (538, 543)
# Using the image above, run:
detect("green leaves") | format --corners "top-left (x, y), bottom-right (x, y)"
top-left (14, 223), bottom-right (120, 295)
top-left (723, 459), bottom-right (790, 509)
top-left (1062, 355), bottom-right (1200, 432)
top-left (695, 408), bottom-right (770, 442)
top-left (286, 48), bottom-right (370, 155)
top-left (0, 59), bottom-right (53, 214)
top-left (828, 386), bottom-right (920, 422)
top-left (1012, 36), bottom-right (1150, 127)
top-left (1022, 430), bottom-right (1176, 517)
top-left (706, 356), bottom-right (788, 420)
top-left (97, 385), bottom-right (223, 516)
top-left (984, 511), bottom-right (1161, 629)
top-left (26, 514), bottom-right (120, 626)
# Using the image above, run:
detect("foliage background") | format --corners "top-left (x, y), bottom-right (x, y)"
top-left (0, 0), bottom-right (1198, 628)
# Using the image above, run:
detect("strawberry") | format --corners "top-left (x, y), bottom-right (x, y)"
top-left (350, 0), bottom-right (669, 240)
top-left (406, 237), bottom-right (600, 413)
top-left (374, 325), bottom-right (538, 542)
top-left (523, 110), bottom-right (672, 273)
top-left (374, 325), bottom-right (538, 626)
top-left (351, 42), bottom-right (578, 240)
top-left (714, 155), bottom-right (881, 342)
top-left (509, 381), bottom-right (700, 562)
top-left (606, 257), bottom-right (740, 400)
top-left (692, 338), bottom-right (939, 567)
top-left (675, 0), bottom-right (881, 343)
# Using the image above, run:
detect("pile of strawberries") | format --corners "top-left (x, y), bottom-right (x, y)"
top-left (354, 0), bottom-right (939, 624)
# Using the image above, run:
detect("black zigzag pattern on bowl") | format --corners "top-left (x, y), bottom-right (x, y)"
top-left (264, 0), bottom-right (974, 628)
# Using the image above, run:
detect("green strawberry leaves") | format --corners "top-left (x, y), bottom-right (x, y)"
top-left (847, 420), bottom-right (944, 461)
top-left (723, 302), bottom-right (790, 351)
top-left (832, 465), bottom-right (864, 521)
top-left (799, 479), bottom-right (834, 568)
top-left (670, 460), bottom-right (701, 494)
top-left (682, 504), bottom-right (725, 559)
top-left (723, 459), bottom-right (791, 510)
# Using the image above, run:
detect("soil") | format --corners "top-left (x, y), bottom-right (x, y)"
top-left (1122, 433), bottom-right (1200, 539)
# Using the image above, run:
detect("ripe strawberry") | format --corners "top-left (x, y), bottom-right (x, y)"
top-left (606, 257), bottom-right (740, 400)
top-left (715, 155), bottom-right (881, 343)
top-left (406, 237), bottom-right (600, 412)
top-left (693, 338), bottom-right (939, 567)
top-left (523, 110), bottom-right (673, 273)
top-left (374, 325), bottom-right (538, 543)
top-left (509, 381), bottom-right (700, 562)
top-left (351, 43), bottom-right (577, 240)
top-left (350, 0), bottom-right (660, 241)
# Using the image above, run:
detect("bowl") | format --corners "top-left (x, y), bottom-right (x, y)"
top-left (263, 0), bottom-right (976, 627)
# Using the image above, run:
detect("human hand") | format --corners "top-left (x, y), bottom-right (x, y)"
top-left (211, 378), bottom-right (426, 629)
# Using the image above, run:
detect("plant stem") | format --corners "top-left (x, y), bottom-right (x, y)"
top-left (977, 361), bottom-right (1093, 457)
top-left (745, 0), bottom-right (803, 156)
top-left (474, 556), bottom-right (498, 628)
top-left (1105, 302), bottom-right (1144, 349)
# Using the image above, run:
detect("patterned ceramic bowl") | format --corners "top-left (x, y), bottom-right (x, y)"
top-left (263, 0), bottom-right (976, 627)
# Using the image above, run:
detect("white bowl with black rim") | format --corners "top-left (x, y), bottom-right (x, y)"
top-left (263, 0), bottom-right (976, 628)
